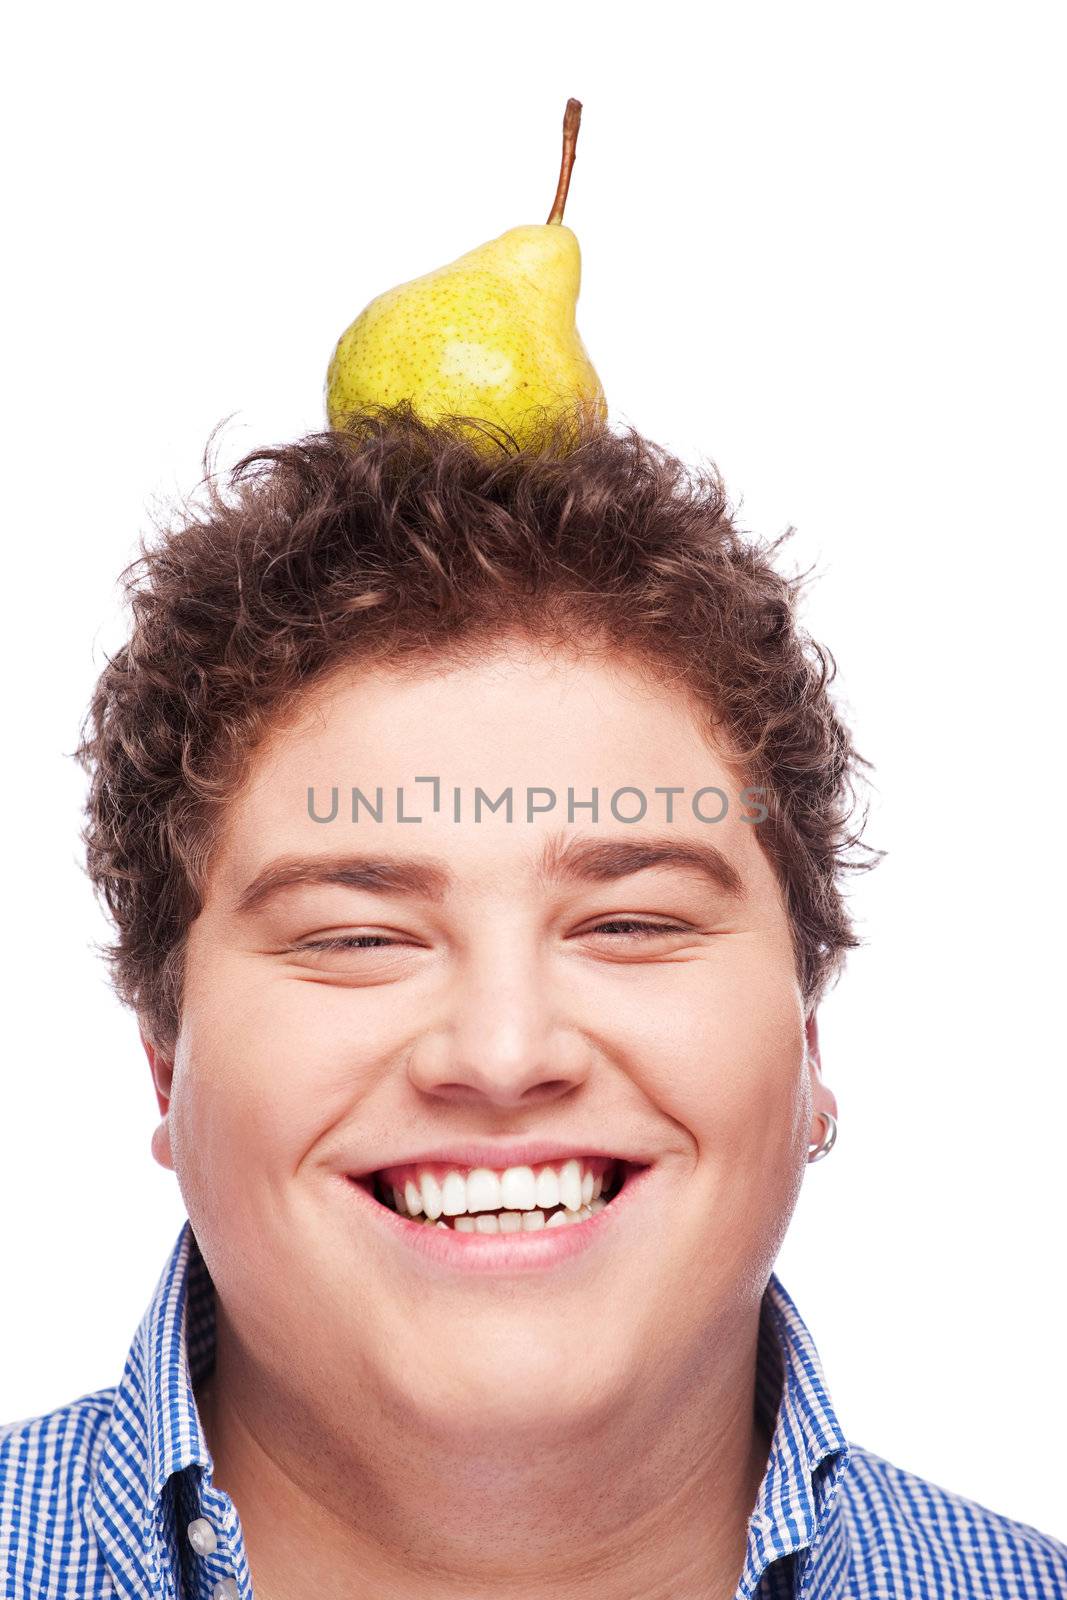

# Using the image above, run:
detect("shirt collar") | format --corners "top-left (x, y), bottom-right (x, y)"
top-left (740, 1272), bottom-right (853, 1597)
top-left (91, 1220), bottom-right (852, 1600)
top-left (90, 1220), bottom-right (246, 1600)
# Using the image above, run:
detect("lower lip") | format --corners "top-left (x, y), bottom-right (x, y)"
top-left (338, 1164), bottom-right (653, 1275)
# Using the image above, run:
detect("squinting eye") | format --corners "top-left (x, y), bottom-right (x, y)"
top-left (291, 921), bottom-right (690, 954)
top-left (293, 934), bottom-right (401, 952)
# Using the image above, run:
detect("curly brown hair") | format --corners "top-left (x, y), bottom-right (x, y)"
top-left (74, 401), bottom-right (881, 1056)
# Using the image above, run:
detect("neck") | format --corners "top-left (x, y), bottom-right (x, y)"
top-left (195, 1319), bottom-right (773, 1600)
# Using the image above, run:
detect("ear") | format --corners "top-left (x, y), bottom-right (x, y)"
top-left (141, 1026), bottom-right (176, 1172)
top-left (805, 1010), bottom-right (838, 1123)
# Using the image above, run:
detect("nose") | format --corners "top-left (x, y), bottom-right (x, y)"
top-left (406, 948), bottom-right (591, 1109)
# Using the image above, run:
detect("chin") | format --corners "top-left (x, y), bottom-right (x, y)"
top-left (384, 1331), bottom-right (630, 1440)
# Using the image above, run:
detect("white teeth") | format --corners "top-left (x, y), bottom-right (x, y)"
top-left (426, 1203), bottom-right (597, 1233)
top-left (420, 1173), bottom-right (443, 1220)
top-left (466, 1168), bottom-right (502, 1212)
top-left (440, 1172), bottom-right (467, 1216)
top-left (535, 1167), bottom-right (561, 1209)
top-left (558, 1159), bottom-right (583, 1211)
top-left (383, 1158), bottom-right (621, 1221)
top-left (500, 1165), bottom-right (537, 1210)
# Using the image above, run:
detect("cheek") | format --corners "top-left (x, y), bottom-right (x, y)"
top-left (170, 951), bottom-right (338, 1185)
top-left (707, 990), bottom-right (807, 1143)
top-left (627, 951), bottom-right (806, 1150)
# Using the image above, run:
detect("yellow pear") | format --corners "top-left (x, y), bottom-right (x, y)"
top-left (325, 100), bottom-right (607, 449)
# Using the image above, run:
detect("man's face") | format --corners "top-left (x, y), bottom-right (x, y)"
top-left (149, 637), bottom-right (830, 1445)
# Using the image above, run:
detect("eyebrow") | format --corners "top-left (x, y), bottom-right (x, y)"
top-left (233, 830), bottom-right (745, 917)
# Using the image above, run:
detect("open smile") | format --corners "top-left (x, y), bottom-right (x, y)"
top-left (342, 1155), bottom-right (650, 1272)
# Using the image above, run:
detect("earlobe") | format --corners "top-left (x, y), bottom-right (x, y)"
top-left (150, 1118), bottom-right (175, 1172)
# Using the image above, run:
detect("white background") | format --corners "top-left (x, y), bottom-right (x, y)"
top-left (2, 0), bottom-right (1065, 1542)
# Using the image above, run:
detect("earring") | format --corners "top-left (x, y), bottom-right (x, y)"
top-left (807, 1109), bottom-right (838, 1163)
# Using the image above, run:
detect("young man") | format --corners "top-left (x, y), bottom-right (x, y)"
top-left (3, 407), bottom-right (1064, 1599)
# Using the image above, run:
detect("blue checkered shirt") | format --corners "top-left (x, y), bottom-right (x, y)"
top-left (2, 1220), bottom-right (1064, 1597)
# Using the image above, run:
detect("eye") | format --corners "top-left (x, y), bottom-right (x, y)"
top-left (291, 933), bottom-right (405, 953)
top-left (289, 919), bottom-right (692, 955)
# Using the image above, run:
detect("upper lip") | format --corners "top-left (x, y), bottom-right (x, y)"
top-left (346, 1141), bottom-right (651, 1177)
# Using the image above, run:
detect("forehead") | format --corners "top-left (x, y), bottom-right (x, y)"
top-left (208, 638), bottom-right (769, 901)
top-left (263, 638), bottom-right (733, 778)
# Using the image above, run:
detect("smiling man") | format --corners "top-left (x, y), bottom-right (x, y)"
top-left (3, 407), bottom-right (1065, 1600)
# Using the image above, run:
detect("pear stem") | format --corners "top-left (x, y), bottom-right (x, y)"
top-left (546, 98), bottom-right (582, 225)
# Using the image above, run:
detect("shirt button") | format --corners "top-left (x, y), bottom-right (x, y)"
top-left (187, 1516), bottom-right (219, 1556)
top-left (211, 1581), bottom-right (239, 1600)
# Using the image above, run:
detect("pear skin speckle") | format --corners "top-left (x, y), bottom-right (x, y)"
top-left (325, 224), bottom-right (607, 445)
